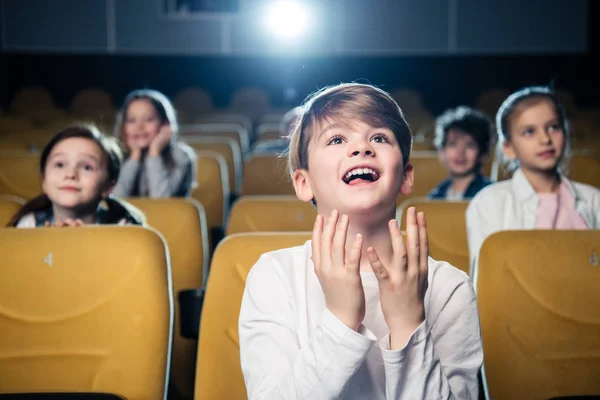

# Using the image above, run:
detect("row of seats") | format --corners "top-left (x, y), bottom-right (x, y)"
top-left (0, 193), bottom-right (468, 397)
top-left (201, 229), bottom-right (600, 400)
top-left (2, 194), bottom-right (599, 399)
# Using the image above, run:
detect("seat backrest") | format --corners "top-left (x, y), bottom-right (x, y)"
top-left (0, 226), bottom-right (173, 400)
top-left (0, 152), bottom-right (42, 199)
top-left (9, 87), bottom-right (55, 115)
top-left (242, 155), bottom-right (295, 196)
top-left (227, 195), bottom-right (316, 235)
top-left (407, 151), bottom-right (449, 197)
top-left (228, 87), bottom-right (271, 119)
top-left (127, 198), bottom-right (208, 399)
top-left (183, 136), bottom-right (242, 194)
top-left (173, 87), bottom-right (215, 117)
top-left (569, 154), bottom-right (600, 189)
top-left (70, 88), bottom-right (115, 117)
top-left (180, 123), bottom-right (250, 154)
top-left (477, 230), bottom-right (600, 400)
top-left (256, 123), bottom-right (282, 141)
top-left (192, 151), bottom-right (230, 240)
top-left (193, 114), bottom-right (253, 140)
top-left (195, 232), bottom-right (311, 400)
top-left (0, 195), bottom-right (25, 226)
top-left (397, 198), bottom-right (470, 274)
top-left (0, 116), bottom-right (34, 133)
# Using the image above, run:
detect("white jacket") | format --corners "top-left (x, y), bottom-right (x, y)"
top-left (239, 241), bottom-right (483, 400)
top-left (466, 168), bottom-right (600, 279)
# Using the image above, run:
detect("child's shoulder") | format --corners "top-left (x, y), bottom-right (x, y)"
top-left (427, 257), bottom-right (475, 304)
top-left (14, 213), bottom-right (36, 228)
top-left (174, 141), bottom-right (196, 164)
top-left (468, 178), bottom-right (514, 207)
top-left (571, 179), bottom-right (600, 199)
top-left (428, 257), bottom-right (470, 286)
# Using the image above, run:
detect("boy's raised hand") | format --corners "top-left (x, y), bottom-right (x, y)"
top-left (312, 209), bottom-right (365, 331)
top-left (367, 207), bottom-right (429, 349)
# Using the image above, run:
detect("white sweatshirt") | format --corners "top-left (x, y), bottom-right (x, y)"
top-left (239, 241), bottom-right (483, 400)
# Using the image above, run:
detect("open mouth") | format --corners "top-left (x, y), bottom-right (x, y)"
top-left (342, 167), bottom-right (380, 185)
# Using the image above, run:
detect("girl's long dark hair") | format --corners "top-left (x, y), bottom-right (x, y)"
top-left (7, 124), bottom-right (145, 227)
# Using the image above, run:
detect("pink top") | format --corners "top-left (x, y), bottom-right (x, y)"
top-left (536, 181), bottom-right (589, 229)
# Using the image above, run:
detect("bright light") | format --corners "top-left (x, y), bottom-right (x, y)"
top-left (265, 1), bottom-right (310, 39)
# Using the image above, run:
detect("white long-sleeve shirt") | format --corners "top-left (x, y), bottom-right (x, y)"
top-left (239, 241), bottom-right (483, 399)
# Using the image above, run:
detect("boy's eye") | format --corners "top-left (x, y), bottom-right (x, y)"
top-left (82, 164), bottom-right (95, 172)
top-left (327, 135), bottom-right (344, 145)
top-left (371, 134), bottom-right (389, 143)
top-left (54, 161), bottom-right (64, 168)
top-left (466, 142), bottom-right (476, 149)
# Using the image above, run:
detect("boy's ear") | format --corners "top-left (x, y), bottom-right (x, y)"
top-left (399, 162), bottom-right (414, 196)
top-left (292, 169), bottom-right (315, 203)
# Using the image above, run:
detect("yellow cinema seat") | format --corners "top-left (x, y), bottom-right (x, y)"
top-left (0, 226), bottom-right (173, 400)
top-left (477, 230), bottom-right (600, 400)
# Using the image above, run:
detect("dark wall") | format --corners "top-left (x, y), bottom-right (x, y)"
top-left (1, 53), bottom-right (599, 115)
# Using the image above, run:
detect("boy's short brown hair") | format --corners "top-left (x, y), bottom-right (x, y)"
top-left (288, 83), bottom-right (413, 178)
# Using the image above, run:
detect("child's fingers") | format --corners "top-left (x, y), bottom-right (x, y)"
top-left (367, 247), bottom-right (388, 280)
top-left (311, 214), bottom-right (323, 271)
top-left (332, 214), bottom-right (348, 269)
top-left (417, 212), bottom-right (429, 275)
top-left (346, 233), bottom-right (363, 273)
top-left (321, 209), bottom-right (338, 271)
top-left (75, 219), bottom-right (84, 226)
top-left (388, 219), bottom-right (407, 268)
top-left (405, 207), bottom-right (420, 275)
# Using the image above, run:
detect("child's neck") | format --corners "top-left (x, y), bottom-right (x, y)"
top-left (345, 212), bottom-right (396, 273)
top-left (52, 204), bottom-right (97, 225)
top-left (450, 172), bottom-right (476, 194)
top-left (521, 168), bottom-right (560, 193)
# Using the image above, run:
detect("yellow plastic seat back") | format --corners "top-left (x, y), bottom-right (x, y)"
top-left (0, 152), bottom-right (42, 199)
top-left (192, 151), bottom-right (230, 242)
top-left (0, 226), bottom-right (173, 400)
top-left (227, 195), bottom-right (316, 235)
top-left (0, 195), bottom-right (25, 226)
top-left (477, 230), bottom-right (600, 400)
top-left (183, 136), bottom-right (242, 194)
top-left (398, 198), bottom-right (470, 274)
top-left (181, 123), bottom-right (250, 154)
top-left (407, 151), bottom-right (448, 197)
top-left (569, 154), bottom-right (600, 189)
top-left (242, 155), bottom-right (295, 195)
top-left (196, 232), bottom-right (311, 400)
top-left (127, 198), bottom-right (209, 399)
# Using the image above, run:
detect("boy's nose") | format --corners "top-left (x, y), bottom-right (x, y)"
top-left (350, 140), bottom-right (375, 157)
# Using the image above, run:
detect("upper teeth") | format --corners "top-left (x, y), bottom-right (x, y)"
top-left (345, 167), bottom-right (378, 180)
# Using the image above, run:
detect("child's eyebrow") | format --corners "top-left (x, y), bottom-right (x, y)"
top-left (80, 154), bottom-right (101, 163)
top-left (317, 122), bottom-right (346, 139)
top-left (48, 152), bottom-right (65, 160)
